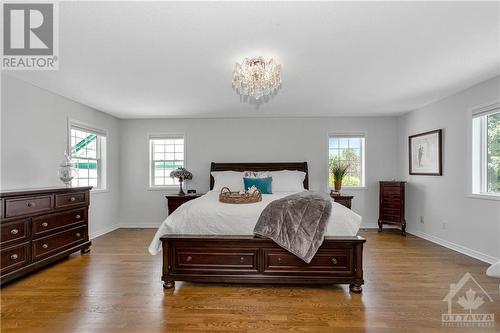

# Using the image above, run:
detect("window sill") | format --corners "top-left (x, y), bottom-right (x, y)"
top-left (91, 189), bottom-right (109, 194)
top-left (330, 186), bottom-right (368, 191)
top-left (468, 193), bottom-right (500, 201)
top-left (148, 186), bottom-right (179, 192)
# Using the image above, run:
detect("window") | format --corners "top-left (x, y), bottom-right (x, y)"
top-left (472, 104), bottom-right (500, 195)
top-left (328, 135), bottom-right (365, 187)
top-left (69, 125), bottom-right (107, 190)
top-left (149, 135), bottom-right (185, 187)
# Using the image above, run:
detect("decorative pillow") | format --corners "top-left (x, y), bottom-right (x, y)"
top-left (244, 177), bottom-right (273, 194)
top-left (211, 171), bottom-right (245, 192)
top-left (243, 170), bottom-right (270, 178)
top-left (268, 170), bottom-right (306, 192)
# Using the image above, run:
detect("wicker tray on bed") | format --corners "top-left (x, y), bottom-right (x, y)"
top-left (219, 187), bottom-right (262, 204)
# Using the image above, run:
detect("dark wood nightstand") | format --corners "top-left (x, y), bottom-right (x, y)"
top-left (166, 193), bottom-right (203, 214)
top-left (330, 194), bottom-right (354, 209)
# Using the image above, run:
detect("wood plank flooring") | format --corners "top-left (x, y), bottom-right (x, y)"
top-left (1, 229), bottom-right (499, 333)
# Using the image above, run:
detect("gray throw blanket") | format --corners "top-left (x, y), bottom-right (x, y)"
top-left (253, 192), bottom-right (332, 263)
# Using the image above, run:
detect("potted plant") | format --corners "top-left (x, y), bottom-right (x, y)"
top-left (329, 158), bottom-right (350, 193)
top-left (170, 168), bottom-right (193, 195)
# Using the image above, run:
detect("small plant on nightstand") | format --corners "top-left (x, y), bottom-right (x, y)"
top-left (329, 158), bottom-right (350, 193)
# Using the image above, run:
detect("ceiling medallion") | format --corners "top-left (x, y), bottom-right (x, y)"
top-left (232, 56), bottom-right (282, 101)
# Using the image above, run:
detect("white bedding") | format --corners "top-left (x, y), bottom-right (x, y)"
top-left (148, 191), bottom-right (362, 255)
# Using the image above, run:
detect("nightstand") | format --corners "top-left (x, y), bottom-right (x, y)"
top-left (330, 194), bottom-right (354, 209)
top-left (166, 193), bottom-right (203, 214)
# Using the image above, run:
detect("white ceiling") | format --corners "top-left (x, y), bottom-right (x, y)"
top-left (5, 1), bottom-right (500, 119)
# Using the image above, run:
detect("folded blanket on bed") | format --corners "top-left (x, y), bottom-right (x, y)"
top-left (253, 191), bottom-right (332, 263)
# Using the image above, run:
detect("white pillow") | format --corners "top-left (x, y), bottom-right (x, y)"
top-left (268, 170), bottom-right (306, 192)
top-left (211, 171), bottom-right (245, 192)
top-left (243, 170), bottom-right (270, 178)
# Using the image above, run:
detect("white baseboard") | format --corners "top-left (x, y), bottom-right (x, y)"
top-left (119, 223), bottom-right (161, 229)
top-left (89, 223), bottom-right (120, 240)
top-left (407, 229), bottom-right (499, 264)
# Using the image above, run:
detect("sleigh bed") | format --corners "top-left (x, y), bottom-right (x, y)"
top-left (159, 162), bottom-right (365, 293)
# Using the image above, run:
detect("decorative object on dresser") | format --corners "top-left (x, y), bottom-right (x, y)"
top-left (160, 162), bottom-right (365, 293)
top-left (0, 187), bottom-right (92, 286)
top-left (409, 129), bottom-right (442, 176)
top-left (330, 192), bottom-right (354, 209)
top-left (166, 193), bottom-right (202, 215)
top-left (378, 181), bottom-right (406, 235)
top-left (169, 168), bottom-right (193, 196)
top-left (58, 150), bottom-right (78, 187)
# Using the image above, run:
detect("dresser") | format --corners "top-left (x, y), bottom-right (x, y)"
top-left (0, 187), bottom-right (92, 285)
top-left (330, 194), bottom-right (354, 209)
top-left (166, 193), bottom-right (203, 214)
top-left (378, 181), bottom-right (406, 235)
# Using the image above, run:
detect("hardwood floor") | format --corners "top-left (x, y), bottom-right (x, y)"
top-left (1, 229), bottom-right (499, 333)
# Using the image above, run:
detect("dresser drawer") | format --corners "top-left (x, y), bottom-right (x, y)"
top-left (381, 214), bottom-right (402, 223)
top-left (263, 248), bottom-right (354, 276)
top-left (5, 195), bottom-right (53, 218)
top-left (32, 225), bottom-right (87, 260)
top-left (32, 208), bottom-right (86, 237)
top-left (1, 242), bottom-right (31, 274)
top-left (171, 247), bottom-right (259, 274)
top-left (382, 202), bottom-right (401, 209)
top-left (55, 192), bottom-right (88, 208)
top-left (1, 219), bottom-right (30, 246)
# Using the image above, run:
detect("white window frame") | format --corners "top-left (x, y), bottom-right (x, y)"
top-left (471, 102), bottom-right (500, 200)
top-left (148, 133), bottom-right (186, 190)
top-left (67, 119), bottom-right (108, 192)
top-left (327, 133), bottom-right (367, 189)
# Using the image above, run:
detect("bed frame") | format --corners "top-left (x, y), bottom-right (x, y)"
top-left (160, 162), bottom-right (365, 293)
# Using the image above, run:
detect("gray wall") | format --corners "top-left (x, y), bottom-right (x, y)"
top-left (2, 73), bottom-right (499, 263)
top-left (118, 117), bottom-right (400, 227)
top-left (1, 74), bottom-right (121, 238)
top-left (398, 76), bottom-right (500, 262)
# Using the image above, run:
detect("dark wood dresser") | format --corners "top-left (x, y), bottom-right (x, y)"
top-left (330, 194), bottom-right (354, 209)
top-left (0, 187), bottom-right (92, 285)
top-left (378, 181), bottom-right (406, 235)
top-left (166, 193), bottom-right (203, 214)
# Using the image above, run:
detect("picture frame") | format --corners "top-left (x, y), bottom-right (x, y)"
top-left (409, 129), bottom-right (442, 176)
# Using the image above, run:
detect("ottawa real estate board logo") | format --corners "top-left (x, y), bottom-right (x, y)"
top-left (2, 2), bottom-right (58, 70)
top-left (442, 272), bottom-right (495, 328)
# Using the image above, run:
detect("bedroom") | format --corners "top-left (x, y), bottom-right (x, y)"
top-left (1, 1), bottom-right (499, 332)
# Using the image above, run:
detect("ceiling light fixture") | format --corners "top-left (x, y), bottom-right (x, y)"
top-left (232, 57), bottom-right (282, 100)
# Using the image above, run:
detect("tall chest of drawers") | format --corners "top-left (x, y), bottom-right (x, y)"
top-left (0, 187), bottom-right (92, 285)
top-left (378, 181), bottom-right (406, 235)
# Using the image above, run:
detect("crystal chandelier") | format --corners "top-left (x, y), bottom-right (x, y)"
top-left (232, 57), bottom-right (282, 100)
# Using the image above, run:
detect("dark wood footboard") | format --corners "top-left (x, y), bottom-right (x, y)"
top-left (160, 235), bottom-right (365, 293)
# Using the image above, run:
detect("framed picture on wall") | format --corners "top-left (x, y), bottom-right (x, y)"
top-left (409, 129), bottom-right (442, 175)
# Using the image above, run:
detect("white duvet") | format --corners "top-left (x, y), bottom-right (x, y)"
top-left (149, 191), bottom-right (362, 255)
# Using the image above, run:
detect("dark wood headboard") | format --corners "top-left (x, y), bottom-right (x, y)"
top-left (210, 162), bottom-right (309, 190)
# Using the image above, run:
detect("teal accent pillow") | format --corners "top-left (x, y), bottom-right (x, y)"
top-left (243, 177), bottom-right (272, 194)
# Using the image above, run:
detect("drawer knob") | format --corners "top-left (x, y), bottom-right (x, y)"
top-left (70, 197), bottom-right (76, 202)
top-left (41, 222), bottom-right (49, 227)
top-left (186, 256), bottom-right (192, 262)
top-left (331, 257), bottom-right (338, 265)
top-left (239, 256), bottom-right (245, 263)
top-left (27, 202), bottom-right (36, 207)
top-left (277, 257), bottom-right (282, 264)
top-left (76, 214), bottom-right (81, 219)
top-left (76, 233), bottom-right (81, 237)
top-left (42, 244), bottom-right (49, 249)
top-left (10, 228), bottom-right (19, 235)
top-left (10, 254), bottom-right (18, 260)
